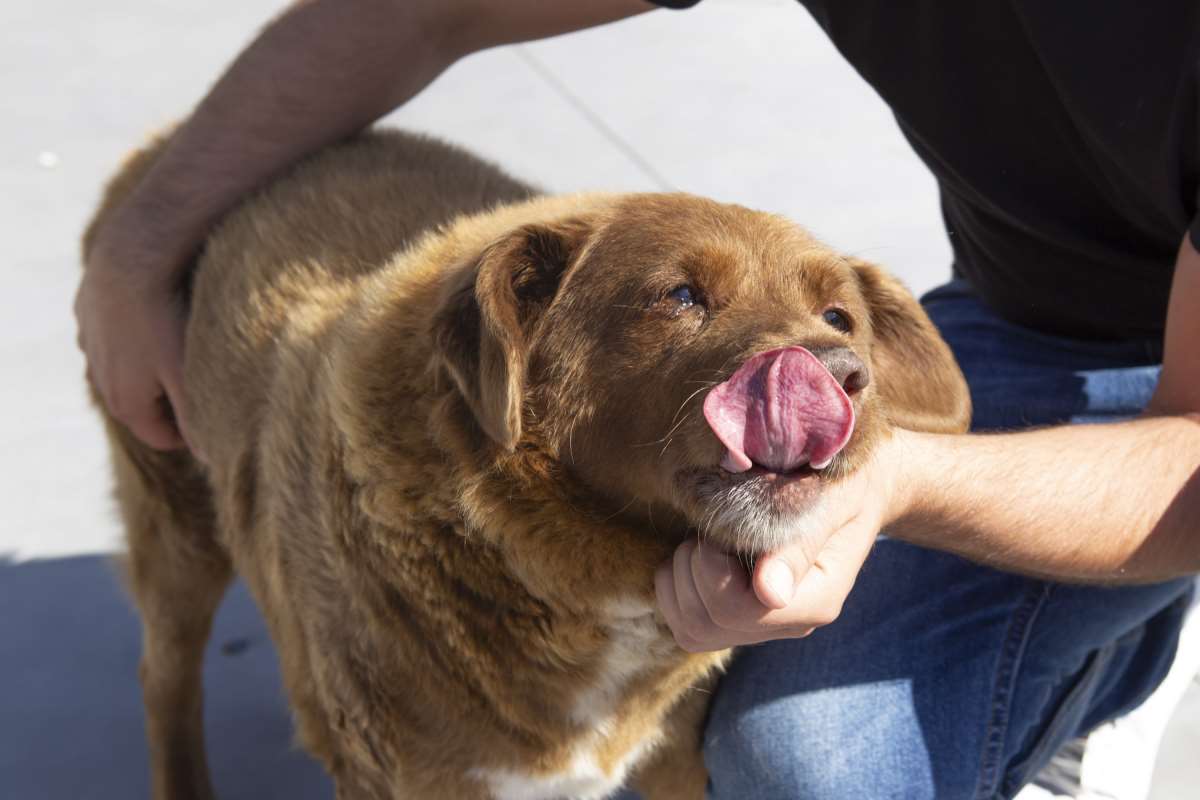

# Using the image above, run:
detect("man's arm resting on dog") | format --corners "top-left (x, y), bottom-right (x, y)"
top-left (658, 235), bottom-right (1200, 652)
top-left (76, 0), bottom-right (652, 451)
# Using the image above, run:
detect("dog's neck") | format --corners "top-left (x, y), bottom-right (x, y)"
top-left (323, 347), bottom-right (704, 762)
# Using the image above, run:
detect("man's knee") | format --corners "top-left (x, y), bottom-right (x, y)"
top-left (703, 670), bottom-right (943, 800)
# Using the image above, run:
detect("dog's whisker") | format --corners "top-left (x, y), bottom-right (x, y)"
top-left (632, 387), bottom-right (707, 450)
top-left (668, 385), bottom-right (710, 429)
top-left (646, 502), bottom-right (660, 536)
top-left (600, 496), bottom-right (639, 523)
top-left (657, 416), bottom-right (692, 456)
top-left (633, 412), bottom-right (691, 449)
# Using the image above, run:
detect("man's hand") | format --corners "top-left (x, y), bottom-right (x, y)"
top-left (76, 228), bottom-right (192, 452)
top-left (655, 435), bottom-right (909, 652)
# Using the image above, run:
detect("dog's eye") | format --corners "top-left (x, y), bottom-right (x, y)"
top-left (668, 285), bottom-right (697, 308)
top-left (822, 308), bottom-right (852, 333)
top-left (657, 284), bottom-right (706, 322)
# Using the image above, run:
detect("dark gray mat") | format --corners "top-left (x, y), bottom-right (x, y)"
top-left (0, 555), bottom-right (332, 799)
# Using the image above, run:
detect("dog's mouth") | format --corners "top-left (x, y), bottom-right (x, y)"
top-left (699, 455), bottom-right (833, 494)
top-left (663, 347), bottom-right (857, 551)
top-left (703, 345), bottom-right (855, 475)
top-left (739, 461), bottom-right (822, 481)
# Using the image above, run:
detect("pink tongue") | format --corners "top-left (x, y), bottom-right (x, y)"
top-left (702, 346), bottom-right (855, 473)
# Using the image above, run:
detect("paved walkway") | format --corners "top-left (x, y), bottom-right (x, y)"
top-left (3, 1), bottom-right (1195, 797)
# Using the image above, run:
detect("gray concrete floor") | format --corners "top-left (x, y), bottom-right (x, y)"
top-left (2, 0), bottom-right (1195, 797)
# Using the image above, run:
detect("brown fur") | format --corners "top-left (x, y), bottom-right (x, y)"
top-left (84, 129), bottom-right (970, 800)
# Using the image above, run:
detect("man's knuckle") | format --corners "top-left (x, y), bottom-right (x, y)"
top-left (136, 424), bottom-right (176, 451)
top-left (707, 603), bottom-right (743, 629)
top-left (812, 601), bottom-right (844, 628)
top-left (105, 390), bottom-right (131, 420)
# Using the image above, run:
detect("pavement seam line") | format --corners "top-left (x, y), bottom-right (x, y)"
top-left (513, 46), bottom-right (675, 192)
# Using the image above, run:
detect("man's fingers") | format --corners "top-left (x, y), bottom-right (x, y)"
top-left (690, 541), bottom-right (771, 631)
top-left (689, 541), bottom-right (821, 639)
top-left (654, 558), bottom-right (680, 629)
top-left (159, 362), bottom-right (202, 459)
top-left (671, 541), bottom-right (725, 647)
top-left (79, 235), bottom-right (199, 455)
top-left (99, 373), bottom-right (186, 451)
top-left (105, 365), bottom-right (186, 451)
top-left (123, 409), bottom-right (186, 451)
top-left (124, 398), bottom-right (186, 451)
top-left (655, 554), bottom-right (707, 652)
top-left (656, 542), bottom-right (751, 652)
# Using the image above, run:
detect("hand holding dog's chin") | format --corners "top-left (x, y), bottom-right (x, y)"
top-left (77, 222), bottom-right (196, 454)
top-left (655, 431), bottom-right (915, 653)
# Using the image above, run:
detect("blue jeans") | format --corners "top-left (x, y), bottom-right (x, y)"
top-left (699, 281), bottom-right (1193, 800)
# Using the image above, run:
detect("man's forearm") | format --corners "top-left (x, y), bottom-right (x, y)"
top-left (890, 415), bottom-right (1200, 582)
top-left (106, 0), bottom-right (462, 272)
top-left (103, 0), bottom-right (655, 277)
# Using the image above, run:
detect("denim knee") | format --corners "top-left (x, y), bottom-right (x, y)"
top-left (704, 648), bottom-right (943, 800)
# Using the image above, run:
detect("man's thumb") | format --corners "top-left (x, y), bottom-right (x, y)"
top-left (753, 556), bottom-right (796, 609)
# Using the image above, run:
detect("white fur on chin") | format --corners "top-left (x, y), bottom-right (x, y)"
top-left (697, 478), bottom-right (838, 557)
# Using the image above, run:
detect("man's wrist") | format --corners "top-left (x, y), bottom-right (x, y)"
top-left (880, 427), bottom-right (940, 534)
top-left (89, 187), bottom-right (210, 289)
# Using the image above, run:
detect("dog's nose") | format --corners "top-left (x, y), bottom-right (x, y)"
top-left (809, 346), bottom-right (870, 395)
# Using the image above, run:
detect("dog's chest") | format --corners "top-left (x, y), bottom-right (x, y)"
top-left (471, 598), bottom-right (676, 800)
top-left (570, 597), bottom-right (676, 724)
top-left (471, 744), bottom-right (654, 800)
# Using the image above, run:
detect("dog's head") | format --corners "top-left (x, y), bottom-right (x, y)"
top-left (433, 194), bottom-right (969, 554)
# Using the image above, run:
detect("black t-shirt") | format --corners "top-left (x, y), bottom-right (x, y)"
top-left (650, 0), bottom-right (1200, 340)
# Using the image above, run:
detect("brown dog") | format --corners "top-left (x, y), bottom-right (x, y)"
top-left (84, 130), bottom-right (970, 800)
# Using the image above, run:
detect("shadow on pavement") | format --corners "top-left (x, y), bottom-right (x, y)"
top-left (0, 554), bottom-right (332, 799)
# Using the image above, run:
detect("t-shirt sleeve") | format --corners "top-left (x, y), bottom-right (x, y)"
top-left (646, 0), bottom-right (704, 7)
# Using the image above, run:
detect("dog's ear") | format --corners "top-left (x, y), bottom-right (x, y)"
top-left (852, 260), bottom-right (972, 434)
top-left (432, 219), bottom-right (591, 450)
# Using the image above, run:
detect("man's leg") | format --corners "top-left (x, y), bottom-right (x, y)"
top-left (1008, 582), bottom-right (1200, 800)
top-left (703, 540), bottom-right (1191, 799)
